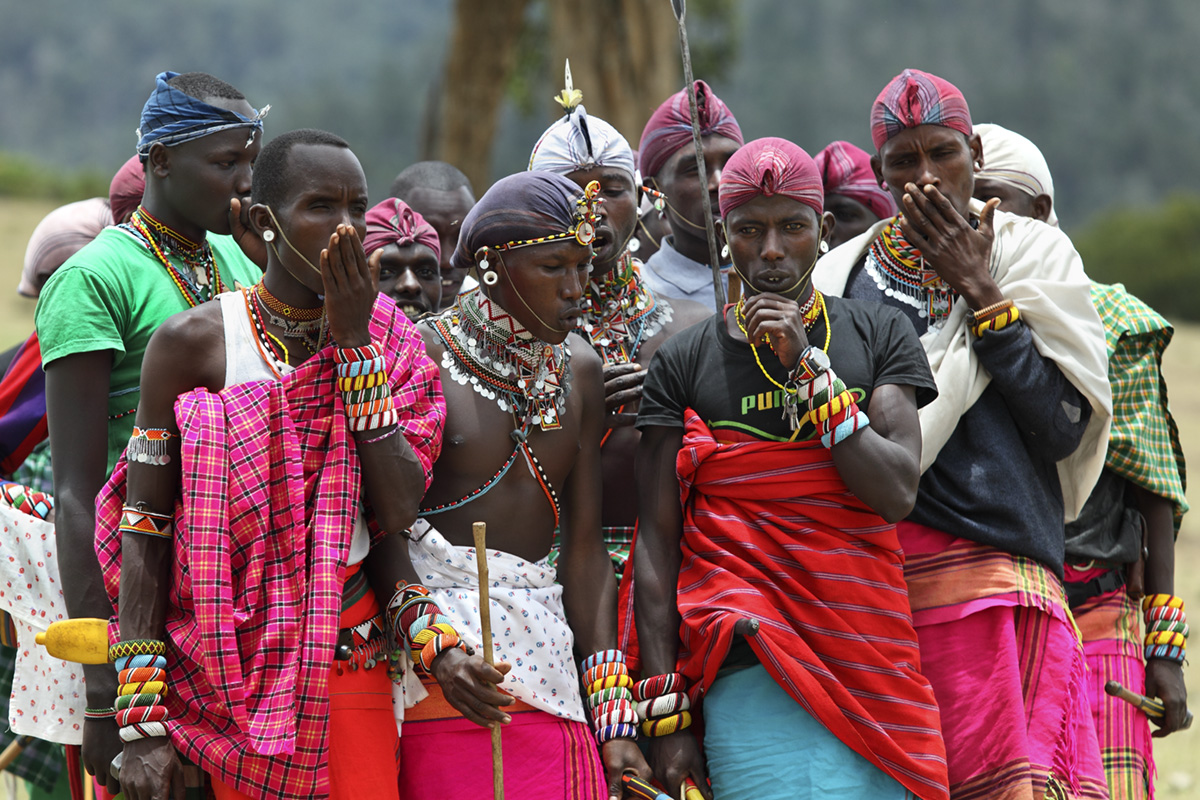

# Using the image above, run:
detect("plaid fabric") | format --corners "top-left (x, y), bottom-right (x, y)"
top-left (1075, 589), bottom-right (1153, 800)
top-left (1091, 282), bottom-right (1188, 531)
top-left (0, 645), bottom-right (64, 792)
top-left (11, 440), bottom-right (54, 495)
top-left (95, 298), bottom-right (443, 799)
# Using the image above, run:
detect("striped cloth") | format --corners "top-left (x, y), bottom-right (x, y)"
top-left (0, 333), bottom-right (47, 476)
top-left (1073, 589), bottom-right (1151, 800)
top-left (673, 409), bottom-right (949, 800)
top-left (95, 297), bottom-right (444, 799)
top-left (1090, 282), bottom-right (1187, 530)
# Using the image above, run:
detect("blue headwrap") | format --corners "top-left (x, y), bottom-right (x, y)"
top-left (135, 71), bottom-right (269, 162)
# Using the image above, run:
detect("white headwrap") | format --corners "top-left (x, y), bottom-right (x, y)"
top-left (529, 104), bottom-right (637, 179)
top-left (974, 122), bottom-right (1058, 227)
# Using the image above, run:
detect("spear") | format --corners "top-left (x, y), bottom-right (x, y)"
top-left (669, 0), bottom-right (727, 310)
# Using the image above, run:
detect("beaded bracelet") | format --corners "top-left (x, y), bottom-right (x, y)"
top-left (580, 650), bottom-right (624, 673)
top-left (418, 632), bottom-right (463, 672)
top-left (596, 722), bottom-right (639, 743)
top-left (349, 408), bottom-right (399, 433)
top-left (1146, 605), bottom-right (1186, 624)
top-left (116, 704), bottom-right (168, 727)
top-left (118, 666), bottom-right (166, 684)
top-left (118, 680), bottom-right (167, 697)
top-left (973, 305), bottom-right (1021, 338)
top-left (1145, 630), bottom-right (1186, 648)
top-left (116, 693), bottom-right (162, 710)
top-left (636, 691), bottom-right (691, 721)
top-left (593, 707), bottom-right (640, 730)
top-left (84, 707), bottom-right (116, 720)
top-left (633, 672), bottom-right (686, 702)
top-left (588, 673), bottom-right (634, 695)
top-left (120, 507), bottom-right (174, 540)
top-left (114, 653), bottom-right (167, 673)
top-left (1145, 644), bottom-right (1185, 664)
top-left (641, 710), bottom-right (692, 737)
top-left (821, 410), bottom-right (870, 449)
top-left (582, 649), bottom-right (637, 745)
top-left (583, 661), bottom-right (628, 687)
top-left (334, 343), bottom-right (383, 364)
top-left (1143, 594), bottom-right (1186, 612)
top-left (338, 371), bottom-right (387, 391)
top-left (108, 639), bottom-right (166, 661)
top-left (970, 299), bottom-right (1014, 320)
top-left (1147, 620), bottom-right (1189, 636)
top-left (119, 722), bottom-right (168, 743)
top-left (587, 686), bottom-right (634, 708)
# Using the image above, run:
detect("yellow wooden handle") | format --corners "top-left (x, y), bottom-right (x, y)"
top-left (34, 618), bottom-right (110, 664)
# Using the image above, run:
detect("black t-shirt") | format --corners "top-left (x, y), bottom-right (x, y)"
top-left (637, 295), bottom-right (937, 442)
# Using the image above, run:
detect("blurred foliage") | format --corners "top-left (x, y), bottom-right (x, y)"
top-left (0, 152), bottom-right (109, 202)
top-left (1073, 193), bottom-right (1200, 323)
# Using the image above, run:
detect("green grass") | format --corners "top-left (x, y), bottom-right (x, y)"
top-left (0, 195), bottom-right (1197, 795)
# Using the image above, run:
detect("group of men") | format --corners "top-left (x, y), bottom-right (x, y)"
top-left (0, 62), bottom-right (1187, 800)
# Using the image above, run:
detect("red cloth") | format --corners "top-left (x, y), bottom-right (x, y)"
top-left (673, 409), bottom-right (949, 800)
top-left (717, 137), bottom-right (823, 219)
top-left (108, 155), bottom-right (145, 225)
top-left (815, 140), bottom-right (898, 221)
top-left (363, 197), bottom-right (441, 262)
top-left (637, 80), bottom-right (743, 179)
top-left (870, 69), bottom-right (972, 151)
top-left (0, 332), bottom-right (48, 475)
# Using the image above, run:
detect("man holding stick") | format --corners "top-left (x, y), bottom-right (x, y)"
top-left (400, 171), bottom-right (652, 800)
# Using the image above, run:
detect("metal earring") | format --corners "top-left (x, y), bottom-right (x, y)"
top-left (628, 237), bottom-right (641, 253)
top-left (263, 229), bottom-right (275, 242)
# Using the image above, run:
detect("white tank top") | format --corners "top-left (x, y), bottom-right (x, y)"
top-left (218, 290), bottom-right (369, 565)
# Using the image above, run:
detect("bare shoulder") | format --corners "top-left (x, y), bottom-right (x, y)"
top-left (568, 331), bottom-right (604, 385)
top-left (144, 301), bottom-right (226, 396)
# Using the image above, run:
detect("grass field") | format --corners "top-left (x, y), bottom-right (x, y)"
top-left (1, 195), bottom-right (1198, 795)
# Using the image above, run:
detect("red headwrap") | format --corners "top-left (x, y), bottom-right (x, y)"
top-left (870, 69), bottom-right (972, 151)
top-left (638, 80), bottom-right (743, 179)
top-left (718, 137), bottom-right (822, 219)
top-left (363, 198), bottom-right (441, 262)
top-left (814, 141), bottom-right (897, 221)
top-left (108, 155), bottom-right (146, 225)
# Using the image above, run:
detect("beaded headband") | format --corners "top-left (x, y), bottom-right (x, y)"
top-left (492, 180), bottom-right (602, 253)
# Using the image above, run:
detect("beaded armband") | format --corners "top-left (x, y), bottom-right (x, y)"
top-left (126, 427), bottom-right (175, 466)
top-left (120, 506), bottom-right (174, 540)
top-left (1142, 595), bottom-right (1187, 664)
top-left (582, 650), bottom-right (637, 743)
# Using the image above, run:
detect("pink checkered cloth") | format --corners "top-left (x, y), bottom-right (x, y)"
top-left (95, 296), bottom-right (444, 800)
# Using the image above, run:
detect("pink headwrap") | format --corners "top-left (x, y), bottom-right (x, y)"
top-left (870, 69), bottom-right (972, 151)
top-left (718, 138), bottom-right (823, 219)
top-left (20, 197), bottom-right (113, 297)
top-left (363, 198), bottom-right (441, 262)
top-left (638, 80), bottom-right (743, 179)
top-left (108, 155), bottom-right (146, 225)
top-left (814, 141), bottom-right (897, 221)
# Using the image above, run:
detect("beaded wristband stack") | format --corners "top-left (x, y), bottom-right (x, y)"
top-left (970, 299), bottom-right (1021, 338)
top-left (581, 650), bottom-right (638, 743)
top-left (109, 639), bottom-right (169, 743)
top-left (633, 671), bottom-right (692, 738)
top-left (335, 343), bottom-right (398, 433)
top-left (386, 583), bottom-right (468, 676)
top-left (788, 349), bottom-right (869, 449)
top-left (1142, 594), bottom-right (1188, 664)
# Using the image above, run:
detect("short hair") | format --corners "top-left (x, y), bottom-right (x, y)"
top-left (252, 129), bottom-right (351, 210)
top-left (166, 72), bottom-right (245, 102)
top-left (389, 161), bottom-right (474, 199)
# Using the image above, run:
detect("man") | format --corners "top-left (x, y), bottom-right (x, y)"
top-left (638, 80), bottom-right (743, 310)
top-left (815, 69), bottom-right (1113, 799)
top-left (633, 137), bottom-right (947, 800)
top-left (814, 140), bottom-right (897, 249)
top-left (35, 70), bottom-right (266, 792)
top-left (974, 122), bottom-right (1189, 800)
top-left (403, 171), bottom-right (652, 800)
top-left (93, 128), bottom-right (477, 800)
top-left (527, 79), bottom-right (708, 574)
top-left (363, 197), bottom-right (443, 321)
top-left (389, 161), bottom-right (477, 308)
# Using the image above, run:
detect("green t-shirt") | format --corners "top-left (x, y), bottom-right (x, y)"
top-left (35, 226), bottom-right (262, 472)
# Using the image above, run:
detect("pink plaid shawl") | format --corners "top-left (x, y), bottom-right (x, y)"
top-left (95, 297), bottom-right (444, 799)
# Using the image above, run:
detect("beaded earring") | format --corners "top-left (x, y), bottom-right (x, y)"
top-left (478, 247), bottom-right (499, 285)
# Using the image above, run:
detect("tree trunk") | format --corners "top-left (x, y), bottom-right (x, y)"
top-left (548, 0), bottom-right (680, 152)
top-left (435, 0), bottom-right (531, 191)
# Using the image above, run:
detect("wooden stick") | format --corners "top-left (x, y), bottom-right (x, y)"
top-left (473, 521), bottom-right (504, 800)
top-left (1105, 680), bottom-right (1194, 729)
top-left (0, 735), bottom-right (31, 771)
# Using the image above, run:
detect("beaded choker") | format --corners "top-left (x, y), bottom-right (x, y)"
top-left (252, 283), bottom-right (328, 356)
top-left (255, 283), bottom-right (324, 321)
top-left (430, 288), bottom-right (571, 431)
top-left (864, 216), bottom-right (955, 328)
top-left (125, 207), bottom-right (222, 307)
top-left (578, 252), bottom-right (673, 365)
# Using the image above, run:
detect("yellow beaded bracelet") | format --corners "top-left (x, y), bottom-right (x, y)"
top-left (640, 710), bottom-right (693, 737)
top-left (117, 680), bottom-right (167, 697)
top-left (1144, 630), bottom-right (1187, 649)
top-left (972, 305), bottom-right (1020, 338)
top-left (588, 673), bottom-right (633, 695)
top-left (338, 371), bottom-right (386, 392)
top-left (1142, 594), bottom-right (1186, 612)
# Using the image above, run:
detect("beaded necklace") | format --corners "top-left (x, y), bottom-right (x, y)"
top-left (578, 251), bottom-right (673, 366)
top-left (864, 216), bottom-right (955, 328)
top-left (125, 207), bottom-right (222, 307)
top-left (429, 288), bottom-right (571, 432)
top-left (242, 287), bottom-right (292, 375)
top-left (253, 284), bottom-right (328, 355)
top-left (734, 288), bottom-right (830, 396)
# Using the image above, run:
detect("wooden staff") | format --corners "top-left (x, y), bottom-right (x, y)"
top-left (1105, 680), bottom-right (1193, 729)
top-left (0, 735), bottom-right (32, 770)
top-left (473, 521), bottom-right (504, 799)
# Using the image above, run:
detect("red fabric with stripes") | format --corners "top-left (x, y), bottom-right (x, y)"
top-left (674, 409), bottom-right (949, 800)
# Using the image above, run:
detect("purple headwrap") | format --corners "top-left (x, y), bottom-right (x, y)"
top-left (638, 80), bottom-right (743, 178)
top-left (363, 198), bottom-right (441, 262)
top-left (451, 172), bottom-right (594, 272)
top-left (136, 71), bottom-right (268, 161)
top-left (109, 155), bottom-right (146, 225)
top-left (20, 197), bottom-right (113, 297)
top-left (814, 141), bottom-right (897, 221)
top-left (718, 138), bottom-right (823, 219)
top-left (870, 69), bottom-right (972, 151)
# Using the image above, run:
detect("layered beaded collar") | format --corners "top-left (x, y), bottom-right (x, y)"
top-left (429, 288), bottom-right (571, 431)
top-left (124, 207), bottom-right (222, 307)
top-left (864, 216), bottom-right (956, 330)
top-left (578, 251), bottom-right (672, 365)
